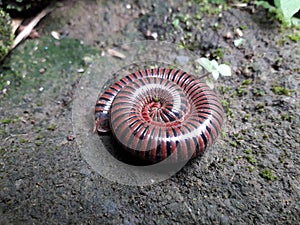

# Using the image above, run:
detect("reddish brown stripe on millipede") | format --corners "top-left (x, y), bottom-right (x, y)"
top-left (94, 68), bottom-right (224, 163)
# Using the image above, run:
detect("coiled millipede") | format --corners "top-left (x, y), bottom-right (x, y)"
top-left (94, 68), bottom-right (224, 163)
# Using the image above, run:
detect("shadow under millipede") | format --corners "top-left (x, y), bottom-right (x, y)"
top-left (99, 133), bottom-right (154, 166)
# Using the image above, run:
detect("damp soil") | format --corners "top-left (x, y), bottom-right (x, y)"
top-left (0, 0), bottom-right (299, 224)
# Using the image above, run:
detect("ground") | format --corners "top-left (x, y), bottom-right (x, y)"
top-left (0, 0), bottom-right (299, 224)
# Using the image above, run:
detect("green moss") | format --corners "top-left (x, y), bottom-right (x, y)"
top-left (244, 149), bottom-right (257, 164)
top-left (276, 38), bottom-right (286, 46)
top-left (263, 133), bottom-right (269, 139)
top-left (255, 102), bottom-right (265, 113)
top-left (1, 117), bottom-right (20, 124)
top-left (245, 155), bottom-right (257, 164)
top-left (236, 87), bottom-right (248, 96)
top-left (221, 130), bottom-right (226, 139)
top-left (221, 98), bottom-right (234, 118)
top-left (260, 168), bottom-right (277, 181)
top-left (288, 31), bottom-right (300, 42)
top-left (219, 85), bottom-right (231, 94)
top-left (36, 101), bottom-right (43, 107)
top-left (271, 84), bottom-right (291, 96)
top-left (235, 155), bottom-right (243, 161)
top-left (241, 79), bottom-right (252, 86)
top-left (172, 18), bottom-right (180, 29)
top-left (0, 0), bottom-right (53, 16)
top-left (212, 22), bottom-right (222, 30)
top-left (248, 166), bottom-right (255, 172)
top-left (242, 113), bottom-right (251, 122)
top-left (193, 0), bottom-right (224, 16)
top-left (245, 149), bottom-right (252, 154)
top-left (281, 113), bottom-right (294, 122)
top-left (35, 134), bottom-right (42, 140)
top-left (239, 25), bottom-right (248, 30)
top-left (47, 124), bottom-right (57, 131)
top-left (0, 8), bottom-right (14, 61)
top-left (212, 48), bottom-right (224, 59)
top-left (19, 138), bottom-right (28, 143)
top-left (35, 141), bottom-right (42, 146)
top-left (221, 99), bottom-right (229, 110)
top-left (230, 91), bottom-right (237, 97)
top-left (0, 36), bottom-right (98, 100)
top-left (231, 141), bottom-right (238, 147)
top-left (253, 88), bottom-right (265, 97)
top-left (36, 127), bottom-right (42, 133)
top-left (279, 150), bottom-right (287, 163)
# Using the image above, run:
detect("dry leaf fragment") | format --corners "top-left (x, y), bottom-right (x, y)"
top-left (12, 18), bottom-right (23, 33)
top-left (107, 49), bottom-right (126, 59)
top-left (51, 31), bottom-right (60, 40)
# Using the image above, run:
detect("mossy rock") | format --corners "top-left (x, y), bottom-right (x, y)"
top-left (0, 8), bottom-right (13, 62)
top-left (0, 0), bottom-right (53, 17)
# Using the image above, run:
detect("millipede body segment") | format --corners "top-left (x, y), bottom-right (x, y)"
top-left (94, 68), bottom-right (224, 163)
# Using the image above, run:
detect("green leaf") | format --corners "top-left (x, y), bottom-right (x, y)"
top-left (291, 17), bottom-right (300, 27)
top-left (278, 0), bottom-right (300, 20)
top-left (196, 57), bottom-right (213, 72)
top-left (172, 18), bottom-right (180, 28)
top-left (210, 59), bottom-right (219, 71)
top-left (212, 70), bottom-right (219, 80)
top-left (274, 0), bottom-right (281, 8)
top-left (205, 78), bottom-right (214, 89)
top-left (234, 38), bottom-right (245, 47)
top-left (255, 1), bottom-right (274, 9)
top-left (218, 64), bottom-right (232, 76)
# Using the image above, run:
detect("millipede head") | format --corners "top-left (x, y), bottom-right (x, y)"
top-left (94, 112), bottom-right (110, 133)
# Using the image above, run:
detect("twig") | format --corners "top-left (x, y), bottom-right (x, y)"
top-left (12, 7), bottom-right (52, 49)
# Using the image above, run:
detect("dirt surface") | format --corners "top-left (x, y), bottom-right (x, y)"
top-left (1, 0), bottom-right (299, 224)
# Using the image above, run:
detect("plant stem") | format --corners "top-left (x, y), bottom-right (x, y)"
top-left (199, 72), bottom-right (210, 80)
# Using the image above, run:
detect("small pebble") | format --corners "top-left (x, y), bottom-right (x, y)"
top-left (145, 30), bottom-right (158, 40)
top-left (39, 68), bottom-right (46, 74)
top-left (224, 32), bottom-right (233, 39)
top-left (66, 135), bottom-right (76, 141)
top-left (77, 68), bottom-right (85, 73)
top-left (235, 28), bottom-right (243, 37)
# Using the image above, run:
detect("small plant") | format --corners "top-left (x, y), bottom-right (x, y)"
top-left (256, 0), bottom-right (300, 26)
top-left (0, 0), bottom-right (53, 16)
top-left (260, 168), bottom-right (277, 181)
top-left (0, 8), bottom-right (14, 62)
top-left (47, 124), bottom-right (57, 131)
top-left (244, 149), bottom-right (257, 165)
top-left (271, 84), bottom-right (291, 96)
top-left (196, 57), bottom-right (232, 88)
top-left (288, 31), bottom-right (300, 42)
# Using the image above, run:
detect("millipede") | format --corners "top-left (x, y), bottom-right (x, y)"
top-left (94, 68), bottom-right (224, 163)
